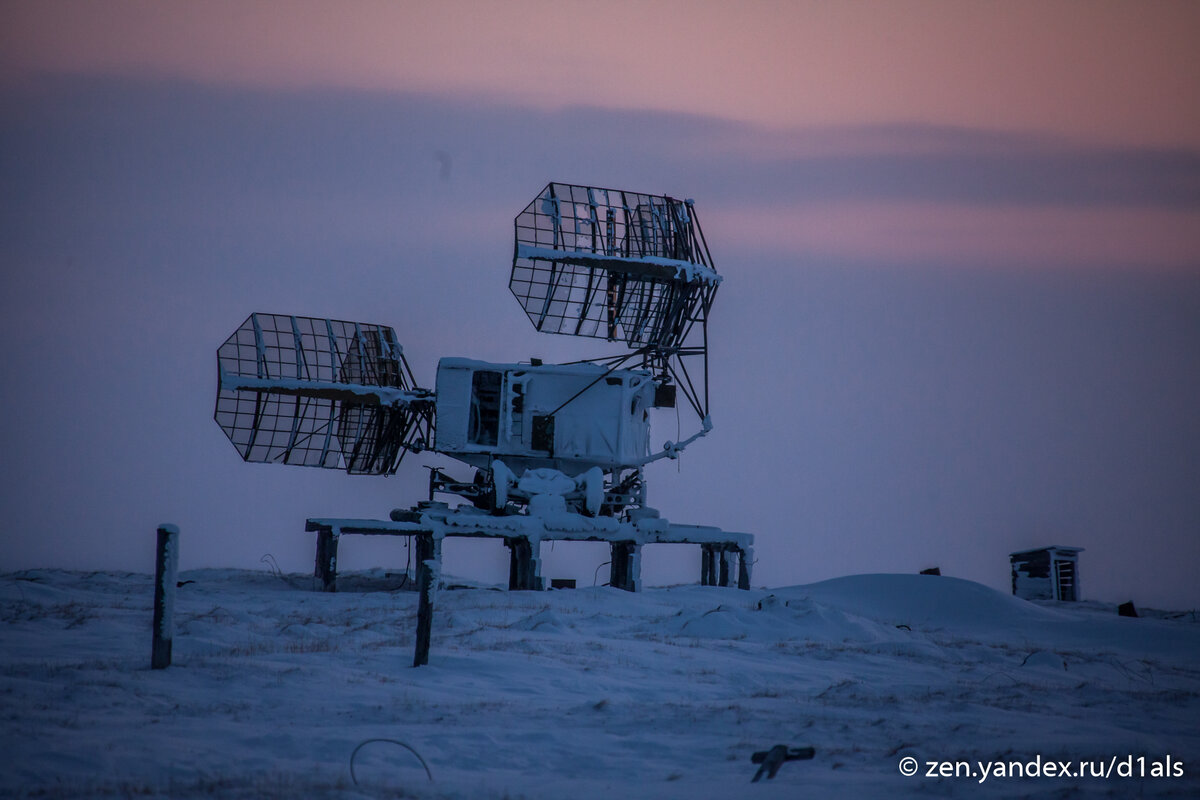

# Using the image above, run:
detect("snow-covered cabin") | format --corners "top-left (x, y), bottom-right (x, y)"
top-left (434, 357), bottom-right (657, 476)
top-left (1010, 546), bottom-right (1083, 602)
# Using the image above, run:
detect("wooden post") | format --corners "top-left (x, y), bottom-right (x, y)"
top-left (737, 548), bottom-right (751, 590)
top-left (314, 527), bottom-right (338, 592)
top-left (413, 533), bottom-right (441, 667)
top-left (151, 524), bottom-right (179, 669)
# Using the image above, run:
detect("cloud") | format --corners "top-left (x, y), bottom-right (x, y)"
top-left (701, 139), bottom-right (1200, 210)
top-left (4, 0), bottom-right (1199, 148)
top-left (6, 76), bottom-right (1196, 271)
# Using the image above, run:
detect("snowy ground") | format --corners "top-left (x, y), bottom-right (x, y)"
top-left (2, 568), bottom-right (1198, 798)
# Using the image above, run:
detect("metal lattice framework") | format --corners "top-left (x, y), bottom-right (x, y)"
top-left (215, 313), bottom-right (432, 475)
top-left (511, 182), bottom-right (720, 418)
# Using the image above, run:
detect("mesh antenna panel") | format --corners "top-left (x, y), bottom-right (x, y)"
top-left (511, 182), bottom-right (720, 416)
top-left (215, 313), bottom-right (432, 475)
top-left (512, 183), bottom-right (719, 347)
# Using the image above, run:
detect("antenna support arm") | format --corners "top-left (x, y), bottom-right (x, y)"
top-left (639, 414), bottom-right (713, 465)
top-left (219, 369), bottom-right (433, 408)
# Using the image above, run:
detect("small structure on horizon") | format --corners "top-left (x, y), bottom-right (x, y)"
top-left (1010, 546), bottom-right (1083, 602)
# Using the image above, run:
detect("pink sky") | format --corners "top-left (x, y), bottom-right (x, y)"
top-left (4, 0), bottom-right (1198, 146)
top-left (3, 0), bottom-right (1199, 269)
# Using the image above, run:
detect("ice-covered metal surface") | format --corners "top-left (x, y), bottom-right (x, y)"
top-left (305, 507), bottom-right (754, 550)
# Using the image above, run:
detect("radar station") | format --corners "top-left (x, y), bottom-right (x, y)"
top-left (214, 183), bottom-right (753, 665)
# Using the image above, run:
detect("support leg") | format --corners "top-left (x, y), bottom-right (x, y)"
top-left (507, 537), bottom-right (521, 590)
top-left (314, 528), bottom-right (339, 592)
top-left (506, 537), bottom-right (542, 591)
top-left (609, 541), bottom-right (641, 592)
top-left (737, 548), bottom-right (752, 590)
top-left (700, 544), bottom-right (715, 586)
top-left (610, 542), bottom-right (627, 589)
top-left (718, 548), bottom-right (732, 587)
top-left (526, 537), bottom-right (543, 591)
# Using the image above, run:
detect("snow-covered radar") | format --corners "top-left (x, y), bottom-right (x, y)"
top-left (211, 182), bottom-right (751, 612)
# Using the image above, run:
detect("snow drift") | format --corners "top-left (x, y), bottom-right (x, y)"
top-left (2, 569), bottom-right (1197, 798)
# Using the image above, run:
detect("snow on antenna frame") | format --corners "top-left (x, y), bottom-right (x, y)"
top-left (511, 183), bottom-right (719, 424)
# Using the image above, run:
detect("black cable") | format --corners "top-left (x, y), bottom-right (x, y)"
top-left (397, 537), bottom-right (412, 590)
top-left (350, 738), bottom-right (433, 785)
top-left (544, 351), bottom-right (637, 418)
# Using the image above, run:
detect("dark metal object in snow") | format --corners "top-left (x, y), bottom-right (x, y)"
top-left (1119, 601), bottom-right (1138, 617)
top-left (751, 745), bottom-right (815, 782)
top-left (151, 524), bottom-right (179, 669)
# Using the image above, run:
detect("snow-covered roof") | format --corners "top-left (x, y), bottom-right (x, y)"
top-left (1009, 546), bottom-right (1085, 557)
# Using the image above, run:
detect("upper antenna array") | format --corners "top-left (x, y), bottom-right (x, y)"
top-left (511, 182), bottom-right (719, 351)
